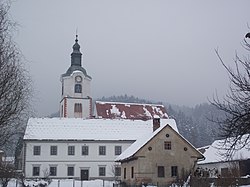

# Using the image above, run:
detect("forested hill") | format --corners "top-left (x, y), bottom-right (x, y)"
top-left (98, 95), bottom-right (223, 148)
top-left (98, 95), bottom-right (163, 105)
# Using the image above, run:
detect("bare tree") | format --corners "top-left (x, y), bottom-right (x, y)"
top-left (109, 164), bottom-right (121, 183)
top-left (0, 1), bottom-right (32, 151)
top-left (211, 32), bottom-right (250, 155)
top-left (0, 161), bottom-right (16, 187)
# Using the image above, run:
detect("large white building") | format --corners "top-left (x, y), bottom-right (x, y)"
top-left (22, 118), bottom-right (178, 180)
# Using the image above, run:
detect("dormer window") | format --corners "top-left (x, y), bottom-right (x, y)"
top-left (75, 84), bottom-right (82, 93)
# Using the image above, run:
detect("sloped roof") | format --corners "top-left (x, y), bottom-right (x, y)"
top-left (95, 101), bottom-right (168, 120)
top-left (116, 120), bottom-right (203, 162)
top-left (198, 135), bottom-right (250, 164)
top-left (24, 118), bottom-right (177, 141)
top-left (62, 66), bottom-right (91, 79)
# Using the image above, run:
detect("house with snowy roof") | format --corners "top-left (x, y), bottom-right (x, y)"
top-left (197, 136), bottom-right (250, 177)
top-left (115, 118), bottom-right (204, 186)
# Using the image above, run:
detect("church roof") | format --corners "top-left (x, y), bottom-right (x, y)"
top-left (95, 101), bottom-right (168, 120)
top-left (62, 65), bottom-right (91, 79)
top-left (23, 118), bottom-right (177, 141)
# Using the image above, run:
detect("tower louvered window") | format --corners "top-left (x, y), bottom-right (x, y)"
top-left (74, 103), bottom-right (82, 113)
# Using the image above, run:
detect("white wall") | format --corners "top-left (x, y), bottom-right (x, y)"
top-left (62, 72), bottom-right (91, 98)
top-left (24, 140), bottom-right (133, 179)
top-left (60, 71), bottom-right (92, 118)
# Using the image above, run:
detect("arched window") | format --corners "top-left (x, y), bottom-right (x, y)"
top-left (75, 84), bottom-right (82, 93)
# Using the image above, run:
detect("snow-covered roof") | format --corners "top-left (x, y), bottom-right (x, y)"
top-left (198, 135), bottom-right (250, 164)
top-left (115, 123), bottom-right (168, 161)
top-left (24, 118), bottom-right (178, 141)
top-left (115, 119), bottom-right (199, 162)
top-left (95, 101), bottom-right (168, 120)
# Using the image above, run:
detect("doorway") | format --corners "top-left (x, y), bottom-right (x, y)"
top-left (81, 169), bottom-right (89, 180)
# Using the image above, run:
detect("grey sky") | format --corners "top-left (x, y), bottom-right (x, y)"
top-left (10, 0), bottom-right (250, 117)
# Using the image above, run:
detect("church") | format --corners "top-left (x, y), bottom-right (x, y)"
top-left (58, 35), bottom-right (167, 120)
top-left (21, 36), bottom-right (203, 184)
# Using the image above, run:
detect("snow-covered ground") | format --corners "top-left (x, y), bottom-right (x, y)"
top-left (5, 179), bottom-right (114, 187)
top-left (4, 179), bottom-right (250, 187)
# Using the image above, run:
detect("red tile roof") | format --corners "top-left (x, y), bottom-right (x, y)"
top-left (95, 101), bottom-right (168, 120)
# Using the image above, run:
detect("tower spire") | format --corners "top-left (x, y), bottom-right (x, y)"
top-left (76, 28), bottom-right (78, 42)
top-left (71, 34), bottom-right (82, 66)
top-left (75, 34), bottom-right (78, 43)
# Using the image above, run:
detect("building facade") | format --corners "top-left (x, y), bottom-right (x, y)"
top-left (23, 140), bottom-right (132, 180)
top-left (116, 120), bottom-right (204, 186)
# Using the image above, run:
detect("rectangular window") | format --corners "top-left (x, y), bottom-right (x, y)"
top-left (131, 167), bottom-right (134, 178)
top-left (50, 166), bottom-right (57, 176)
top-left (164, 141), bottom-right (172, 150)
top-left (33, 146), bottom-right (41, 155)
top-left (82, 146), bottom-right (89, 155)
top-left (124, 168), bottom-right (126, 179)
top-left (115, 146), bottom-right (122, 155)
top-left (67, 166), bottom-right (74, 176)
top-left (68, 146), bottom-right (75, 155)
top-left (50, 146), bottom-right (57, 155)
top-left (115, 167), bottom-right (121, 177)
top-left (99, 166), bottom-right (106, 176)
top-left (158, 166), bottom-right (165, 177)
top-left (74, 103), bottom-right (82, 113)
top-left (171, 166), bottom-right (178, 177)
top-left (221, 168), bottom-right (229, 177)
top-left (33, 166), bottom-right (40, 176)
top-left (99, 146), bottom-right (106, 155)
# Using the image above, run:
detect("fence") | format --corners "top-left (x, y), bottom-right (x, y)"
top-left (6, 179), bottom-right (116, 187)
top-left (115, 177), bottom-right (250, 187)
top-left (49, 179), bottom-right (115, 187)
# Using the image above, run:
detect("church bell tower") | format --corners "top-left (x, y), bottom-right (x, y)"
top-left (60, 35), bottom-right (92, 118)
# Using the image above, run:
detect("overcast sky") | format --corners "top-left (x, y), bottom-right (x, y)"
top-left (10, 0), bottom-right (250, 117)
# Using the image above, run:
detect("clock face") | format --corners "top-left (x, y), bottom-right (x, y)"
top-left (75, 76), bottom-right (82, 83)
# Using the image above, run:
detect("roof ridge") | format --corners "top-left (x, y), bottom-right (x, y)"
top-left (96, 101), bottom-right (165, 107)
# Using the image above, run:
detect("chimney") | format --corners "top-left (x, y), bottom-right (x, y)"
top-left (153, 115), bottom-right (160, 131)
